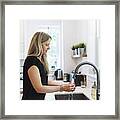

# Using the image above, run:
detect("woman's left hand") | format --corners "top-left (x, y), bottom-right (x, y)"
top-left (60, 83), bottom-right (75, 92)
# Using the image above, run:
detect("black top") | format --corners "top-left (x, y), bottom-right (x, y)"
top-left (22, 56), bottom-right (48, 100)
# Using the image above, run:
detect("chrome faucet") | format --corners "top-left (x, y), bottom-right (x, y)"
top-left (74, 61), bottom-right (100, 100)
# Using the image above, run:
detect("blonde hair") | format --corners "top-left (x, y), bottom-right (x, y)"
top-left (28, 32), bottom-right (52, 73)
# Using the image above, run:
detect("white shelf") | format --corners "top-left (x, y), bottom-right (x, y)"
top-left (72, 55), bottom-right (81, 58)
top-left (72, 51), bottom-right (87, 58)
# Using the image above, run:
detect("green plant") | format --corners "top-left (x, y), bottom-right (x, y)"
top-left (72, 43), bottom-right (86, 50)
top-left (79, 43), bottom-right (86, 48)
top-left (71, 45), bottom-right (75, 50)
top-left (74, 44), bottom-right (79, 49)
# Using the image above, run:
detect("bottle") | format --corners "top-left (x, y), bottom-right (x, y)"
top-left (91, 81), bottom-right (97, 100)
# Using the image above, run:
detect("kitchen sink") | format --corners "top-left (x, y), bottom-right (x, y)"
top-left (55, 93), bottom-right (89, 100)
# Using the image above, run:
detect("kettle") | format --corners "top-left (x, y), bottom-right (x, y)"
top-left (54, 69), bottom-right (63, 80)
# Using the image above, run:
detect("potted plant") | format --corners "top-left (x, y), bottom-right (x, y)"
top-left (72, 45), bottom-right (75, 50)
top-left (81, 43), bottom-right (86, 48)
top-left (79, 43), bottom-right (86, 57)
top-left (74, 44), bottom-right (79, 55)
top-left (71, 45), bottom-right (75, 55)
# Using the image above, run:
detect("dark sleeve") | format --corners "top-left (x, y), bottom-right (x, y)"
top-left (24, 57), bottom-right (42, 71)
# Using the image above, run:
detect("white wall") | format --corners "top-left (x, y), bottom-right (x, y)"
top-left (62, 20), bottom-right (78, 73)
top-left (20, 20), bottom-right (97, 73)
top-left (63, 20), bottom-right (97, 73)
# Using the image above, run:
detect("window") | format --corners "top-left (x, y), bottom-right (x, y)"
top-left (37, 25), bottom-right (62, 71)
top-left (20, 20), bottom-right (63, 72)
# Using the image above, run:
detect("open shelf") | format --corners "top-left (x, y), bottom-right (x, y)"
top-left (72, 54), bottom-right (87, 58)
top-left (72, 55), bottom-right (81, 58)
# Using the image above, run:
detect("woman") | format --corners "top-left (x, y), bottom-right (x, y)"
top-left (22, 32), bottom-right (75, 100)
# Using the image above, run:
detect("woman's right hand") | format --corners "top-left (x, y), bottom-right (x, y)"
top-left (60, 83), bottom-right (75, 92)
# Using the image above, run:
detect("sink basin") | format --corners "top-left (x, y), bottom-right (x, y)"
top-left (55, 93), bottom-right (89, 100)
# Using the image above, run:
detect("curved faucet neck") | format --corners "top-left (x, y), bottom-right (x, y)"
top-left (74, 61), bottom-right (100, 100)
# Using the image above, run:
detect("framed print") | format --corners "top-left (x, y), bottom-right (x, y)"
top-left (0, 0), bottom-right (119, 119)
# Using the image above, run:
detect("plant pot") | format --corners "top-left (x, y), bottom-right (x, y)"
top-left (80, 48), bottom-right (84, 57)
top-left (78, 48), bottom-right (80, 55)
top-left (75, 48), bottom-right (78, 55)
top-left (72, 50), bottom-right (75, 55)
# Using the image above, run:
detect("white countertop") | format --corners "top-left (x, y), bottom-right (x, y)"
top-left (20, 77), bottom-right (95, 100)
top-left (45, 79), bottom-right (94, 100)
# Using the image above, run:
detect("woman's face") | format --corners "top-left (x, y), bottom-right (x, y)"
top-left (42, 39), bottom-right (51, 54)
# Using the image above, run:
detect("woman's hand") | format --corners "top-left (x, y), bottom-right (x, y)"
top-left (60, 83), bottom-right (75, 92)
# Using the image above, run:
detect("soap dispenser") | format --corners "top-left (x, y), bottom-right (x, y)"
top-left (91, 81), bottom-right (97, 100)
